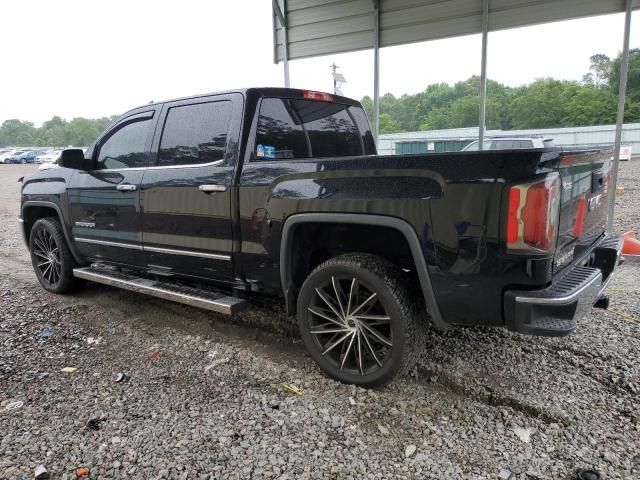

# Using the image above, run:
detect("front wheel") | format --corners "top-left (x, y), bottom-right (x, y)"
top-left (297, 254), bottom-right (424, 386)
top-left (29, 217), bottom-right (80, 293)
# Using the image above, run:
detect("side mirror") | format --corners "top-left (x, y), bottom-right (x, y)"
top-left (59, 149), bottom-right (92, 170)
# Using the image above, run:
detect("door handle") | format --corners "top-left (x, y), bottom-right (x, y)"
top-left (198, 184), bottom-right (226, 193)
top-left (116, 184), bottom-right (137, 191)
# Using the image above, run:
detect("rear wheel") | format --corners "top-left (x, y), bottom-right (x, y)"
top-left (29, 218), bottom-right (80, 293)
top-left (297, 254), bottom-right (423, 386)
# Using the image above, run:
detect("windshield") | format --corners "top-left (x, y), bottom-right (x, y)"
top-left (463, 140), bottom-right (492, 151)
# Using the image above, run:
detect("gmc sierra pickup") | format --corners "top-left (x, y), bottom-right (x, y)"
top-left (20, 88), bottom-right (623, 386)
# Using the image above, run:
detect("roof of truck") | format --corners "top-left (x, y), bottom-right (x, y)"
top-left (129, 87), bottom-right (361, 113)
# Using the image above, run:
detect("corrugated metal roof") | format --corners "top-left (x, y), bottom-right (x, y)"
top-left (274, 0), bottom-right (639, 62)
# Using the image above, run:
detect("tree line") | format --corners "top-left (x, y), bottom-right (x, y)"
top-left (0, 115), bottom-right (118, 148)
top-left (361, 50), bottom-right (640, 134)
top-left (1, 51), bottom-right (639, 146)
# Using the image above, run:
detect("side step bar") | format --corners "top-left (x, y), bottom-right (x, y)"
top-left (73, 267), bottom-right (248, 315)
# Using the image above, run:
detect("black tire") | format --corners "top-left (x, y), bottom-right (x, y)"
top-left (297, 253), bottom-right (424, 386)
top-left (29, 217), bottom-right (80, 294)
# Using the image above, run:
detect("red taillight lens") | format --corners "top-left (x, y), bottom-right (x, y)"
top-left (506, 174), bottom-right (560, 253)
top-left (572, 194), bottom-right (586, 237)
top-left (302, 90), bottom-right (334, 102)
top-left (507, 188), bottom-right (521, 244)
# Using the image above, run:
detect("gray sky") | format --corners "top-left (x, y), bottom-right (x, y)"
top-left (1, 1), bottom-right (638, 126)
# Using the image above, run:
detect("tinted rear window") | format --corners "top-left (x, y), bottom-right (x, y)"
top-left (254, 98), bottom-right (372, 160)
top-left (159, 101), bottom-right (231, 167)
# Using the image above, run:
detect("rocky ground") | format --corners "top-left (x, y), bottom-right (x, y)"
top-left (1, 162), bottom-right (639, 480)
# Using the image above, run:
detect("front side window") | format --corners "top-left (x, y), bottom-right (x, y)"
top-left (254, 98), bottom-right (366, 161)
top-left (158, 101), bottom-right (231, 167)
top-left (97, 119), bottom-right (151, 169)
top-left (492, 140), bottom-right (515, 150)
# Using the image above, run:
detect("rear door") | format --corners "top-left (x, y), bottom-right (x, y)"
top-left (139, 93), bottom-right (243, 281)
top-left (68, 110), bottom-right (157, 265)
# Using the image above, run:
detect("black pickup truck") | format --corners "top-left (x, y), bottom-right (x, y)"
top-left (20, 88), bottom-right (623, 385)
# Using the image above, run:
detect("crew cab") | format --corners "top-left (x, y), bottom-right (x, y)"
top-left (19, 88), bottom-right (623, 386)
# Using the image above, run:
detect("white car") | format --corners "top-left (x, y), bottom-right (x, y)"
top-left (0, 149), bottom-right (20, 164)
top-left (35, 150), bottom-right (62, 164)
top-left (462, 137), bottom-right (554, 151)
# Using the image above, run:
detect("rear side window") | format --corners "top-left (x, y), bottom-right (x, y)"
top-left (255, 98), bottom-right (309, 159)
top-left (491, 140), bottom-right (515, 150)
top-left (348, 106), bottom-right (376, 154)
top-left (254, 98), bottom-right (368, 160)
top-left (159, 101), bottom-right (231, 167)
top-left (97, 118), bottom-right (152, 169)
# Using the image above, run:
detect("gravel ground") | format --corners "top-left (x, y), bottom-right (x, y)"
top-left (1, 162), bottom-right (639, 480)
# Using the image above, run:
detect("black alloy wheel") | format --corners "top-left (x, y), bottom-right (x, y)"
top-left (29, 217), bottom-right (80, 293)
top-left (297, 254), bottom-right (423, 386)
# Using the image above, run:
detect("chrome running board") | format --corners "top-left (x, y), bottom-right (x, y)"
top-left (73, 267), bottom-right (247, 315)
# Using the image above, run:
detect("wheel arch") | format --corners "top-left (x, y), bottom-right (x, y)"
top-left (21, 201), bottom-right (84, 264)
top-left (279, 213), bottom-right (447, 330)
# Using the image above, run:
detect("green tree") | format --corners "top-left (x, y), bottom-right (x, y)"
top-left (379, 113), bottom-right (401, 134)
top-left (0, 115), bottom-right (118, 148)
top-left (562, 87), bottom-right (616, 125)
top-left (610, 48), bottom-right (640, 102)
top-left (507, 79), bottom-right (576, 129)
top-left (0, 119), bottom-right (37, 146)
top-left (582, 54), bottom-right (611, 87)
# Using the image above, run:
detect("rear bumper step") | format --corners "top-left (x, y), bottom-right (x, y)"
top-left (73, 267), bottom-right (247, 315)
top-left (504, 234), bottom-right (623, 336)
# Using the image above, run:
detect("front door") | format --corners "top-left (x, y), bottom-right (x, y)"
top-left (68, 110), bottom-right (156, 266)
top-left (139, 94), bottom-right (242, 281)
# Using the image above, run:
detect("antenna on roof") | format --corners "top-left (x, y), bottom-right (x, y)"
top-left (330, 62), bottom-right (346, 95)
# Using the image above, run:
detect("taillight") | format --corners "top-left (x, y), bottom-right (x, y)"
top-left (572, 194), bottom-right (586, 237)
top-left (506, 174), bottom-right (560, 253)
top-left (302, 90), bottom-right (334, 102)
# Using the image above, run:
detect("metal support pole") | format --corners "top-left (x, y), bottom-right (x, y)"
top-left (478, 0), bottom-right (489, 150)
top-left (373, 1), bottom-right (380, 146)
top-left (606, 0), bottom-right (632, 233)
top-left (273, 0), bottom-right (290, 88)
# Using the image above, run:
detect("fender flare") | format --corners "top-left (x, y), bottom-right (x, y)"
top-left (279, 213), bottom-right (447, 330)
top-left (21, 201), bottom-right (84, 264)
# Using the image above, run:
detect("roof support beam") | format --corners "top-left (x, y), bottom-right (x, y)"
top-left (273, 0), bottom-right (290, 88)
top-left (373, 0), bottom-right (380, 146)
top-left (478, 0), bottom-right (489, 150)
top-left (607, 0), bottom-right (633, 233)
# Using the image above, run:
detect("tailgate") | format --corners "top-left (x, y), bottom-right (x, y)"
top-left (554, 148), bottom-right (612, 271)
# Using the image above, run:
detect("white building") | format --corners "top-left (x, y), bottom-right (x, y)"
top-left (378, 123), bottom-right (640, 157)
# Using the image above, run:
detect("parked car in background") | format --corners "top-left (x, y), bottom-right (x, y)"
top-left (0, 149), bottom-right (15, 164)
top-left (35, 150), bottom-right (62, 164)
top-left (462, 136), bottom-right (554, 151)
top-left (9, 150), bottom-right (47, 164)
top-left (1, 149), bottom-right (28, 164)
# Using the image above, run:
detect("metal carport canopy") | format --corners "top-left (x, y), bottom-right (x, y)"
top-left (272, 0), bottom-right (638, 233)
top-left (272, 0), bottom-right (638, 62)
